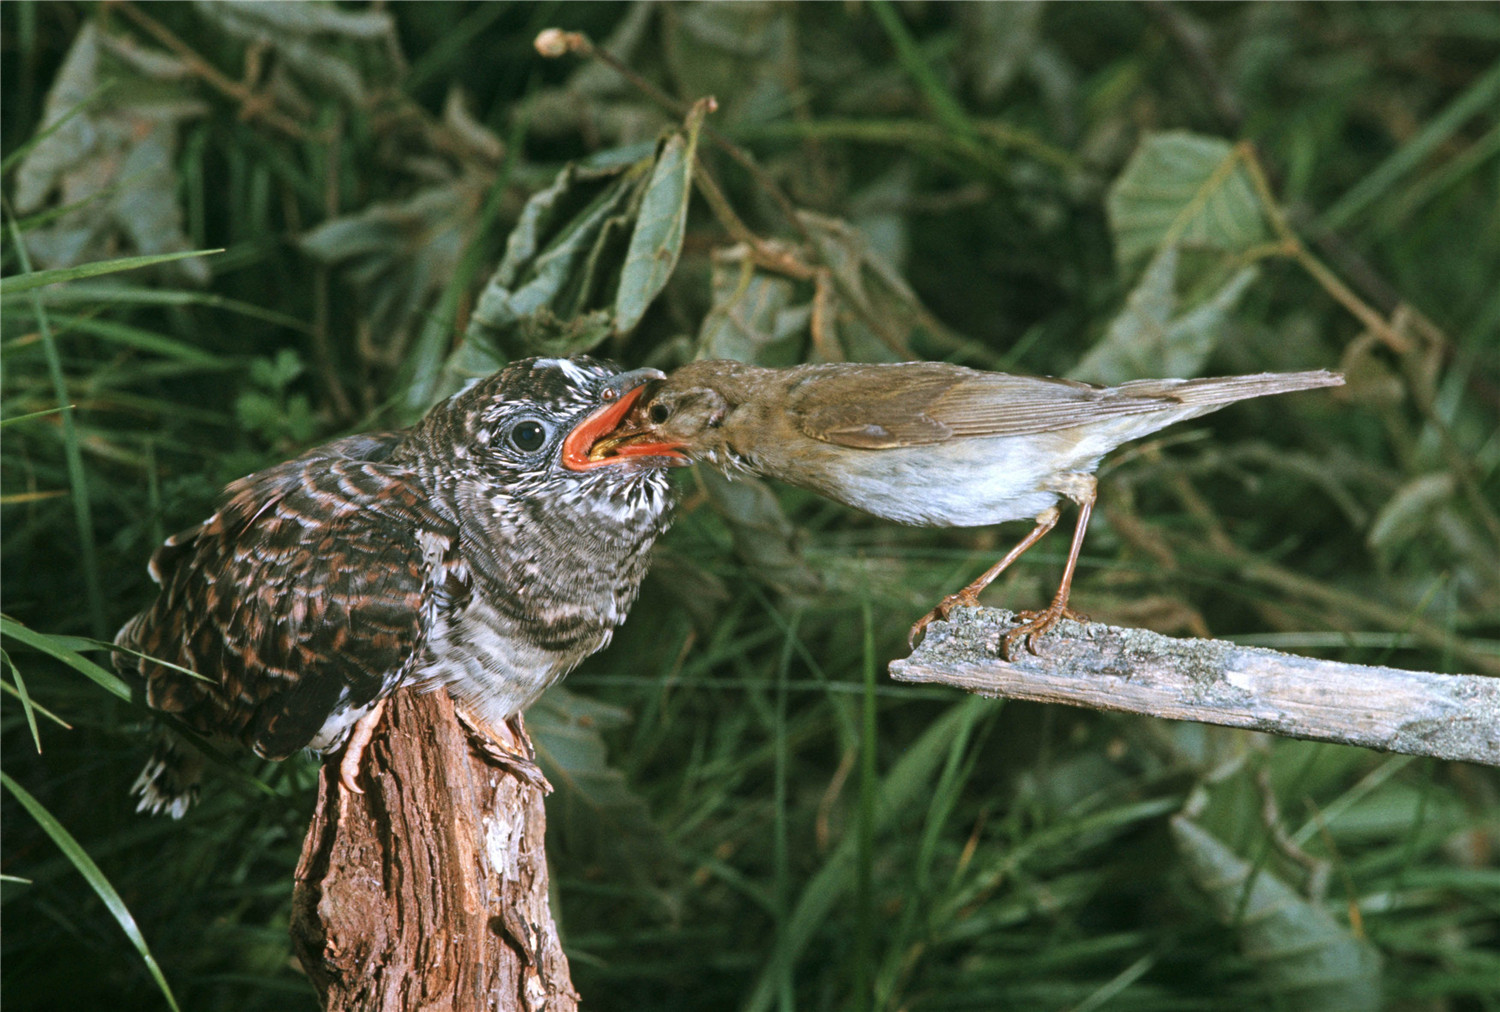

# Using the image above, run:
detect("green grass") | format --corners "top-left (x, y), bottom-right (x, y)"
top-left (3, 3), bottom-right (1497, 1011)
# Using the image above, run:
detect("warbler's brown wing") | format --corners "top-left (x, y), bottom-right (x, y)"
top-left (789, 363), bottom-right (1180, 449)
top-left (115, 432), bottom-right (464, 760)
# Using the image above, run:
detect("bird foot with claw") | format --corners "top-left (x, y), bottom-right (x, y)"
top-left (456, 709), bottom-right (552, 794)
top-left (908, 590), bottom-right (983, 648)
top-left (337, 699), bottom-right (387, 795)
top-left (1000, 606), bottom-right (1086, 661)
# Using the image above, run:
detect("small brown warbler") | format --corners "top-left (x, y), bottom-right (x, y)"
top-left (581, 359), bottom-right (1343, 656)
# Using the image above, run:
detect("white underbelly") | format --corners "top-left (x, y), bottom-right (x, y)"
top-left (418, 596), bottom-right (604, 727)
top-left (780, 435), bottom-right (1082, 527)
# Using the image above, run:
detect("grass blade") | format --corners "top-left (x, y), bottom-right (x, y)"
top-left (5, 220), bottom-right (118, 636)
top-left (0, 614), bottom-right (132, 701)
top-left (0, 248), bottom-right (224, 295)
top-left (2, 772), bottom-right (182, 1012)
top-left (2, 648), bottom-right (45, 750)
top-left (742, 695), bottom-right (993, 1012)
top-left (0, 405), bottom-right (72, 428)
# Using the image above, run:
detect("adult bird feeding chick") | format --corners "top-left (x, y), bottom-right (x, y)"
top-left (580, 359), bottom-right (1344, 657)
top-left (115, 357), bottom-right (678, 817)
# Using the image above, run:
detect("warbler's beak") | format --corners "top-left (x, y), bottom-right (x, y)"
top-left (562, 383), bottom-right (690, 471)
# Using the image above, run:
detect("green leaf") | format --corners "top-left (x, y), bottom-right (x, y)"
top-left (1071, 245), bottom-right (1259, 383)
top-left (460, 104), bottom-right (710, 372)
top-left (1107, 132), bottom-right (1269, 268)
top-left (193, 1), bottom-right (395, 105)
top-left (11, 23), bottom-right (107, 212)
top-left (697, 248), bottom-right (809, 363)
top-left (12, 23), bottom-right (213, 287)
top-left (0, 249), bottom-right (223, 295)
top-left (2, 772), bottom-right (182, 1012)
top-left (254, 348), bottom-right (306, 390)
top-left (1171, 815), bottom-right (1382, 1011)
top-left (696, 468), bottom-right (824, 603)
top-left (614, 101), bottom-right (708, 334)
top-left (0, 80), bottom-right (113, 178)
top-left (298, 179), bottom-right (484, 400)
top-left (465, 159), bottom-right (651, 361)
top-left (798, 210), bottom-right (956, 361)
top-left (0, 614), bottom-right (132, 702)
top-left (530, 686), bottom-right (670, 879)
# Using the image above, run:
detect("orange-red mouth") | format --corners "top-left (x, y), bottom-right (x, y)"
top-left (562, 384), bottom-right (689, 471)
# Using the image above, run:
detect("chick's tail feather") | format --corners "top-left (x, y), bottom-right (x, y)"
top-left (132, 730), bottom-right (204, 819)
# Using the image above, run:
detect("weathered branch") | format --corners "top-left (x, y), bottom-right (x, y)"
top-left (890, 609), bottom-right (1498, 767)
top-left (291, 688), bottom-right (578, 1011)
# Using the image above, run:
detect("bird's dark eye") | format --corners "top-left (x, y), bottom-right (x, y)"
top-left (648, 402), bottom-right (671, 424)
top-left (509, 420), bottom-right (547, 453)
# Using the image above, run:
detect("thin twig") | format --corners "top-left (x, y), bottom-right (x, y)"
top-left (891, 608), bottom-right (1499, 766)
top-left (1162, 471), bottom-right (1500, 677)
top-left (1237, 142), bottom-right (1413, 354)
top-left (534, 29), bottom-right (810, 240)
top-left (1142, 1), bottom-right (1244, 133)
top-left (106, 0), bottom-right (319, 140)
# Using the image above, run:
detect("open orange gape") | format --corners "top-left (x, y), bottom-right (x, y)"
top-left (561, 382), bottom-right (691, 471)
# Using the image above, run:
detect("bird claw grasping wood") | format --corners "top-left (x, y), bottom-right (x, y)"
top-left (454, 707), bottom-right (552, 794)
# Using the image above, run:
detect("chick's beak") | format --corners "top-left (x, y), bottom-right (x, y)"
top-left (562, 383), bottom-right (690, 471)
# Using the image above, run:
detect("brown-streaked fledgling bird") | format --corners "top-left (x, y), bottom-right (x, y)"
top-left (115, 357), bottom-right (678, 817)
top-left (582, 359), bottom-right (1343, 656)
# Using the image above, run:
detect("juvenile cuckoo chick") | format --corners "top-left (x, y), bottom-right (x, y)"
top-left (116, 357), bottom-right (677, 816)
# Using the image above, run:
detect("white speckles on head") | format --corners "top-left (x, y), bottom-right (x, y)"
top-left (446, 377), bottom-right (482, 404)
top-left (535, 357), bottom-right (591, 386)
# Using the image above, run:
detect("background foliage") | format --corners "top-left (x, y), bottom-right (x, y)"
top-left (3, 3), bottom-right (1497, 1010)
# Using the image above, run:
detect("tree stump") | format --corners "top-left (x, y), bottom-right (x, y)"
top-left (291, 688), bottom-right (577, 1011)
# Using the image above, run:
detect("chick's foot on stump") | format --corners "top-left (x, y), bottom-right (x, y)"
top-left (456, 707), bottom-right (551, 794)
top-left (338, 699), bottom-right (387, 795)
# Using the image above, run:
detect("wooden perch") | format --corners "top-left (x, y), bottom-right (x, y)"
top-left (290, 688), bottom-right (578, 1012)
top-left (890, 609), bottom-right (1498, 767)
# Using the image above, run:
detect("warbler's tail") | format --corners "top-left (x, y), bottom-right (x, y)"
top-left (1118, 369), bottom-right (1345, 408)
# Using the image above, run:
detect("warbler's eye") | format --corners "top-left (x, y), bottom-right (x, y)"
top-left (648, 402), bottom-right (671, 424)
top-left (509, 420), bottom-right (548, 452)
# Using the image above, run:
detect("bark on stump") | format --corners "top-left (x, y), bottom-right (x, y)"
top-left (291, 688), bottom-right (577, 1011)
